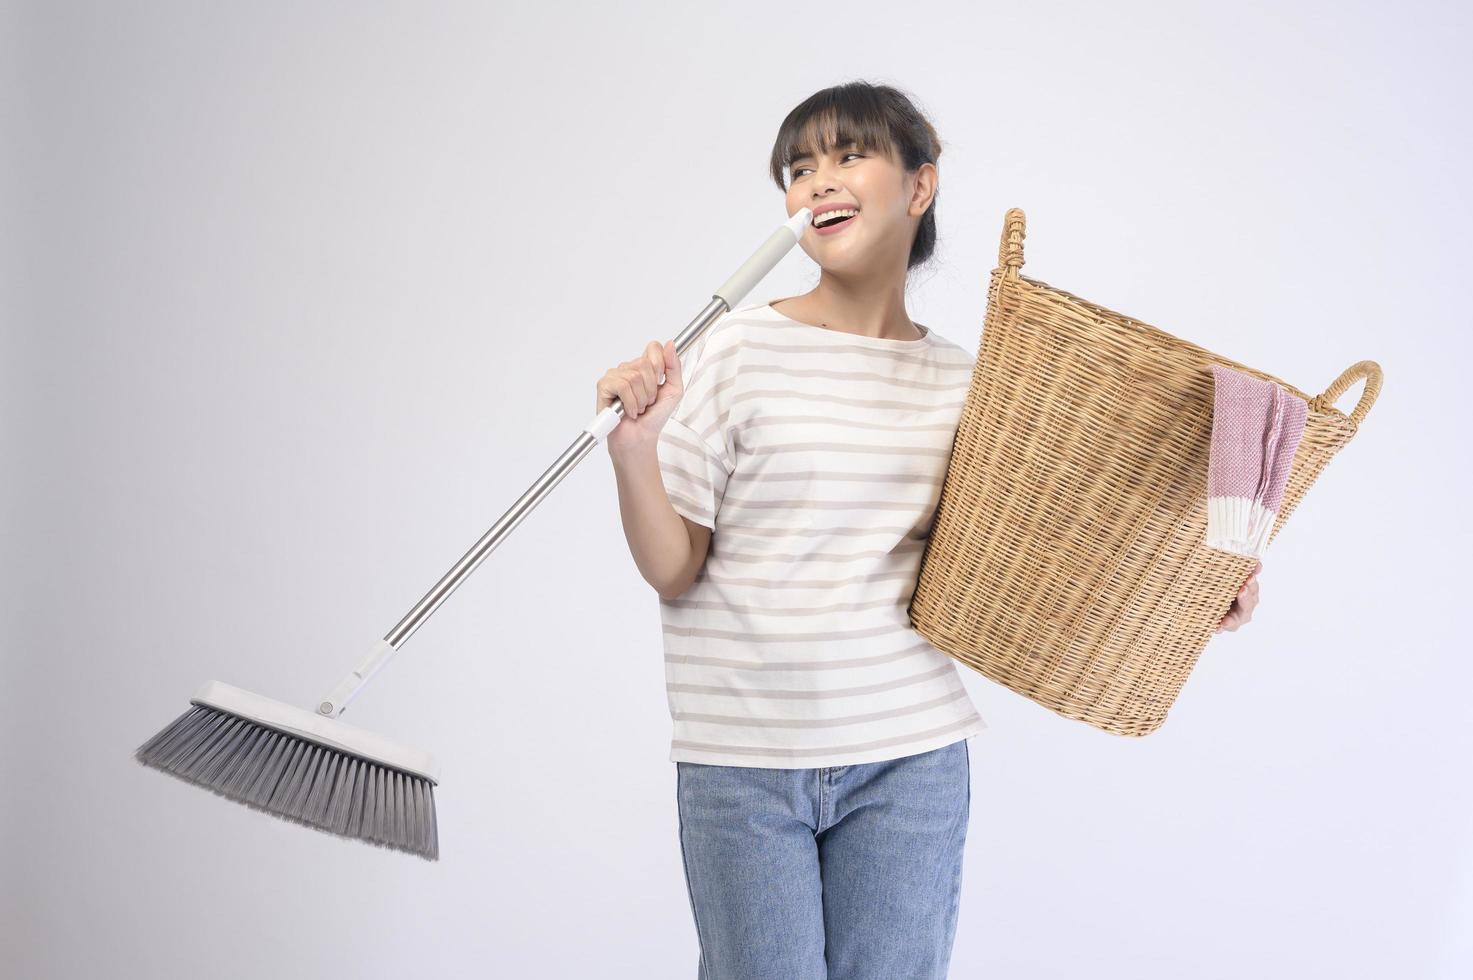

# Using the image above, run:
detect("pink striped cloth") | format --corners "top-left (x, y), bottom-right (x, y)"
top-left (1205, 364), bottom-right (1308, 559)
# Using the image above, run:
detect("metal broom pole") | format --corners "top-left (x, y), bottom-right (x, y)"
top-left (135, 207), bottom-right (814, 860)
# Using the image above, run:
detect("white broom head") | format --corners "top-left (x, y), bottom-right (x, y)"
top-left (135, 680), bottom-right (440, 860)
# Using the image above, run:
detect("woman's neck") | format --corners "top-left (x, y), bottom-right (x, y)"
top-left (772, 282), bottom-right (921, 341)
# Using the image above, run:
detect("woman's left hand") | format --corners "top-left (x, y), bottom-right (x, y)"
top-left (1216, 561), bottom-right (1262, 633)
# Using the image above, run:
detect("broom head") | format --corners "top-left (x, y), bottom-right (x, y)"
top-left (135, 680), bottom-right (440, 861)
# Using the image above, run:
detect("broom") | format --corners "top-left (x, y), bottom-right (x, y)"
top-left (135, 207), bottom-right (816, 861)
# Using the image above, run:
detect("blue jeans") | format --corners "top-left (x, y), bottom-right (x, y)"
top-left (675, 737), bottom-right (971, 979)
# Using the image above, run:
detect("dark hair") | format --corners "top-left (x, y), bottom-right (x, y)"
top-left (769, 81), bottom-right (942, 271)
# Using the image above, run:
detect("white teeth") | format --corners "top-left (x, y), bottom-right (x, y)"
top-left (816, 208), bottom-right (859, 227)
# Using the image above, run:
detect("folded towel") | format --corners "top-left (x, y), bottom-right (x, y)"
top-left (1205, 364), bottom-right (1309, 559)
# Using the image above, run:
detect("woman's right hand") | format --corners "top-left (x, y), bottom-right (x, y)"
top-left (597, 339), bottom-right (683, 453)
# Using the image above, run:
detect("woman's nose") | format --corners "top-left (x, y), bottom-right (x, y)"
top-left (811, 172), bottom-right (843, 197)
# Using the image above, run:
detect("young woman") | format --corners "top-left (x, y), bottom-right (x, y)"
top-left (596, 81), bottom-right (1261, 979)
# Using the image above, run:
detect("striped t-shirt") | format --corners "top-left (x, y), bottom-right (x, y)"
top-left (654, 298), bottom-right (987, 768)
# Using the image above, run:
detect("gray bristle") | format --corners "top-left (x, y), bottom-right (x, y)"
top-left (135, 704), bottom-right (439, 861)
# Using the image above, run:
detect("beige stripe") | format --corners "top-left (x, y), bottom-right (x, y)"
top-left (697, 410), bottom-right (960, 447)
top-left (719, 497), bottom-right (937, 513)
top-left (662, 595), bottom-right (906, 616)
top-left (693, 569), bottom-right (918, 589)
top-left (741, 415), bottom-right (963, 433)
top-left (664, 641), bottom-right (936, 671)
top-left (664, 491), bottom-right (711, 523)
top-left (659, 457), bottom-right (715, 494)
top-left (690, 339), bottom-right (741, 370)
top-left (688, 380), bottom-right (961, 444)
top-left (736, 346), bottom-right (978, 372)
top-left (730, 329), bottom-right (973, 368)
top-left (710, 522), bottom-right (923, 537)
top-left (735, 387), bottom-right (963, 413)
top-left (742, 442), bottom-right (950, 458)
top-left (685, 319), bottom-right (969, 409)
top-left (671, 714), bottom-right (980, 759)
top-left (739, 363), bottom-right (968, 391)
top-left (662, 425), bottom-right (728, 470)
top-left (725, 470), bottom-right (941, 486)
top-left (673, 687), bottom-right (971, 728)
top-left (665, 621), bottom-right (910, 643)
top-left (713, 542), bottom-right (924, 565)
top-left (667, 663), bottom-right (957, 700)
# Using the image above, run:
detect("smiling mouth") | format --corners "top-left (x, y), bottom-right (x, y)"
top-left (814, 212), bottom-right (859, 234)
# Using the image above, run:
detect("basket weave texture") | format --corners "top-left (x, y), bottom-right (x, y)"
top-left (909, 208), bottom-right (1382, 736)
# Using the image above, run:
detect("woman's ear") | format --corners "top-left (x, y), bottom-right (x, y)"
top-left (909, 162), bottom-right (938, 218)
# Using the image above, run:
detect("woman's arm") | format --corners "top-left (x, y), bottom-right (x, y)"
top-left (610, 441), bottom-right (712, 600)
top-left (599, 339), bottom-right (715, 601)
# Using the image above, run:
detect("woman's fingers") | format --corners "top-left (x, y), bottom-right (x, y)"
top-left (596, 340), bottom-right (681, 422)
top-left (646, 341), bottom-right (666, 387)
top-left (1215, 565), bottom-right (1264, 633)
top-left (637, 348), bottom-right (661, 409)
top-left (642, 341), bottom-right (674, 410)
top-left (630, 363), bottom-right (653, 410)
top-left (617, 376), bottom-right (640, 416)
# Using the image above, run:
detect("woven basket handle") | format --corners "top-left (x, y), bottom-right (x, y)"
top-left (998, 207), bottom-right (1026, 280)
top-left (1309, 360), bottom-right (1382, 427)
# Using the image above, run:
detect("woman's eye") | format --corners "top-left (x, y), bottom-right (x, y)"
top-left (792, 153), bottom-right (863, 178)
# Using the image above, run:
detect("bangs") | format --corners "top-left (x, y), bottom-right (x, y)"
top-left (770, 99), bottom-right (897, 189)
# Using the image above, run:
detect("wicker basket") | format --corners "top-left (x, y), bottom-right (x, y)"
top-left (909, 208), bottom-right (1382, 736)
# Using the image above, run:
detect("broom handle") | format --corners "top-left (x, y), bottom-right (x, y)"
top-left (316, 209), bottom-right (814, 718)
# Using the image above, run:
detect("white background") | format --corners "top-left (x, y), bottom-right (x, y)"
top-left (3, 2), bottom-right (1468, 977)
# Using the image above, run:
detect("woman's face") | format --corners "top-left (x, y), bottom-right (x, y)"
top-left (785, 137), bottom-right (936, 277)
